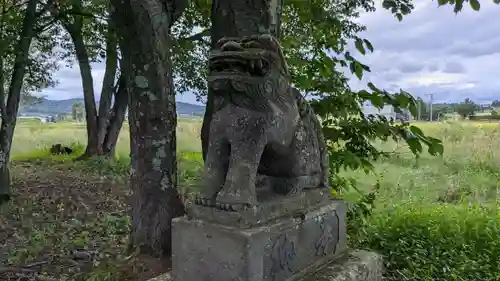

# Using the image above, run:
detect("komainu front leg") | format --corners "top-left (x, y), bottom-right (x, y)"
top-left (215, 139), bottom-right (265, 211)
top-left (195, 138), bottom-right (230, 207)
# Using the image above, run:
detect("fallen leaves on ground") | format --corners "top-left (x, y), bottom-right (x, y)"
top-left (0, 161), bottom-right (169, 281)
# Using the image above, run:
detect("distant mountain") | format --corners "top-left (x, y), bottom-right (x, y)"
top-left (19, 98), bottom-right (205, 117)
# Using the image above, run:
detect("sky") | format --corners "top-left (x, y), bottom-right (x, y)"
top-left (40, 0), bottom-right (500, 105)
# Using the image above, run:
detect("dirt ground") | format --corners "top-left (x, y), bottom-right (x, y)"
top-left (0, 161), bottom-right (169, 281)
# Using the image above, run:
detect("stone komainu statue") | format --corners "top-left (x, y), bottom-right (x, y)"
top-left (196, 34), bottom-right (329, 211)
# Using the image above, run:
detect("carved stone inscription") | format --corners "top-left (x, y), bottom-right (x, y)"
top-left (314, 210), bottom-right (340, 256)
top-left (269, 233), bottom-right (296, 281)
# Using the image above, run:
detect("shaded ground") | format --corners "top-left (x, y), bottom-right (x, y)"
top-left (0, 161), bottom-right (170, 281)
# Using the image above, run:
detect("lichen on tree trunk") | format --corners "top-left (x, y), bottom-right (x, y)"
top-left (0, 136), bottom-right (11, 204)
top-left (201, 0), bottom-right (284, 160)
top-left (112, 0), bottom-right (186, 257)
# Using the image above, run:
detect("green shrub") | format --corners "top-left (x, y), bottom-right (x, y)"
top-left (354, 204), bottom-right (500, 281)
top-left (178, 152), bottom-right (203, 193)
top-left (12, 141), bottom-right (86, 161)
top-left (469, 115), bottom-right (500, 121)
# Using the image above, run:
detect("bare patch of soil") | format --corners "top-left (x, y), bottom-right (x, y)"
top-left (0, 161), bottom-right (170, 281)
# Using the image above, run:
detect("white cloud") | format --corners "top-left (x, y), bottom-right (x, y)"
top-left (41, 61), bottom-right (203, 104)
top-left (41, 62), bottom-right (106, 100)
top-left (346, 0), bottom-right (500, 103)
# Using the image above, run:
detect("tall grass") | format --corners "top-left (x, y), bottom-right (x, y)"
top-left (11, 119), bottom-right (500, 206)
top-left (342, 121), bottom-right (500, 207)
top-left (343, 121), bottom-right (500, 280)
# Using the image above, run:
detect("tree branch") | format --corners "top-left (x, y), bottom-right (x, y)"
top-left (34, 17), bottom-right (58, 33)
top-left (178, 28), bottom-right (211, 42)
top-left (66, 8), bottom-right (108, 21)
top-left (35, 0), bottom-right (55, 18)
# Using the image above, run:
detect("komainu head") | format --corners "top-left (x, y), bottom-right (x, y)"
top-left (207, 34), bottom-right (293, 112)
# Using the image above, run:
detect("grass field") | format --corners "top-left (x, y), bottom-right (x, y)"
top-left (10, 118), bottom-right (500, 206)
top-left (11, 118), bottom-right (203, 157)
top-left (1, 118), bottom-right (499, 280)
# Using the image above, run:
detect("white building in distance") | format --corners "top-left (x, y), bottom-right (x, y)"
top-left (362, 103), bottom-right (413, 122)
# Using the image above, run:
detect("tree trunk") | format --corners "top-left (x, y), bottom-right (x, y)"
top-left (0, 57), bottom-right (7, 205)
top-left (97, 11), bottom-right (119, 156)
top-left (112, 0), bottom-right (186, 257)
top-left (0, 0), bottom-right (38, 204)
top-left (201, 0), bottom-right (284, 160)
top-left (65, 23), bottom-right (100, 158)
top-left (101, 74), bottom-right (128, 156)
top-left (63, 2), bottom-right (126, 159)
top-left (0, 118), bottom-right (13, 205)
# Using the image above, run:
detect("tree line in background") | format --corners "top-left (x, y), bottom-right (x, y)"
top-left (2, 0), bottom-right (494, 263)
top-left (416, 98), bottom-right (500, 121)
top-left (67, 98), bottom-right (500, 122)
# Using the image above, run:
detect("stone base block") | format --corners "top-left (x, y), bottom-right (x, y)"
top-left (185, 188), bottom-right (332, 228)
top-left (150, 250), bottom-right (383, 281)
top-left (172, 200), bottom-right (347, 281)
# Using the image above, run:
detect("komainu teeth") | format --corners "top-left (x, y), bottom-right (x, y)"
top-left (256, 59), bottom-right (263, 69)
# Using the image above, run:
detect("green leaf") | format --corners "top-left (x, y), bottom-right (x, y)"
top-left (349, 61), bottom-right (356, 76)
top-left (454, 0), bottom-right (464, 12)
top-left (363, 39), bottom-right (374, 52)
top-left (345, 52), bottom-right (353, 61)
top-left (408, 102), bottom-right (418, 118)
top-left (382, 0), bottom-right (395, 10)
top-left (469, 0), bottom-right (480, 10)
top-left (353, 62), bottom-right (364, 80)
top-left (360, 63), bottom-right (371, 72)
top-left (406, 137), bottom-right (423, 155)
top-left (355, 38), bottom-right (366, 55)
top-left (430, 138), bottom-right (444, 155)
top-left (394, 93), bottom-right (410, 108)
top-left (409, 125), bottom-right (424, 137)
top-left (368, 94), bottom-right (385, 108)
top-left (367, 82), bottom-right (380, 93)
top-left (357, 90), bottom-right (371, 100)
top-left (400, 4), bottom-right (411, 15)
top-left (437, 0), bottom-right (449, 5)
top-left (396, 13), bottom-right (403, 21)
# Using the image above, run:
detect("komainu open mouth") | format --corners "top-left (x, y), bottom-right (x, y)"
top-left (209, 55), bottom-right (270, 76)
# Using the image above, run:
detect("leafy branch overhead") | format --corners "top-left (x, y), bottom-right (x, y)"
top-left (383, 0), bottom-right (500, 18)
top-left (279, 0), bottom-right (443, 190)
top-left (170, 0), bottom-right (443, 193)
top-left (436, 0), bottom-right (491, 12)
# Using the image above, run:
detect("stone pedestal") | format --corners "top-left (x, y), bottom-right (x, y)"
top-left (171, 189), bottom-right (348, 281)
